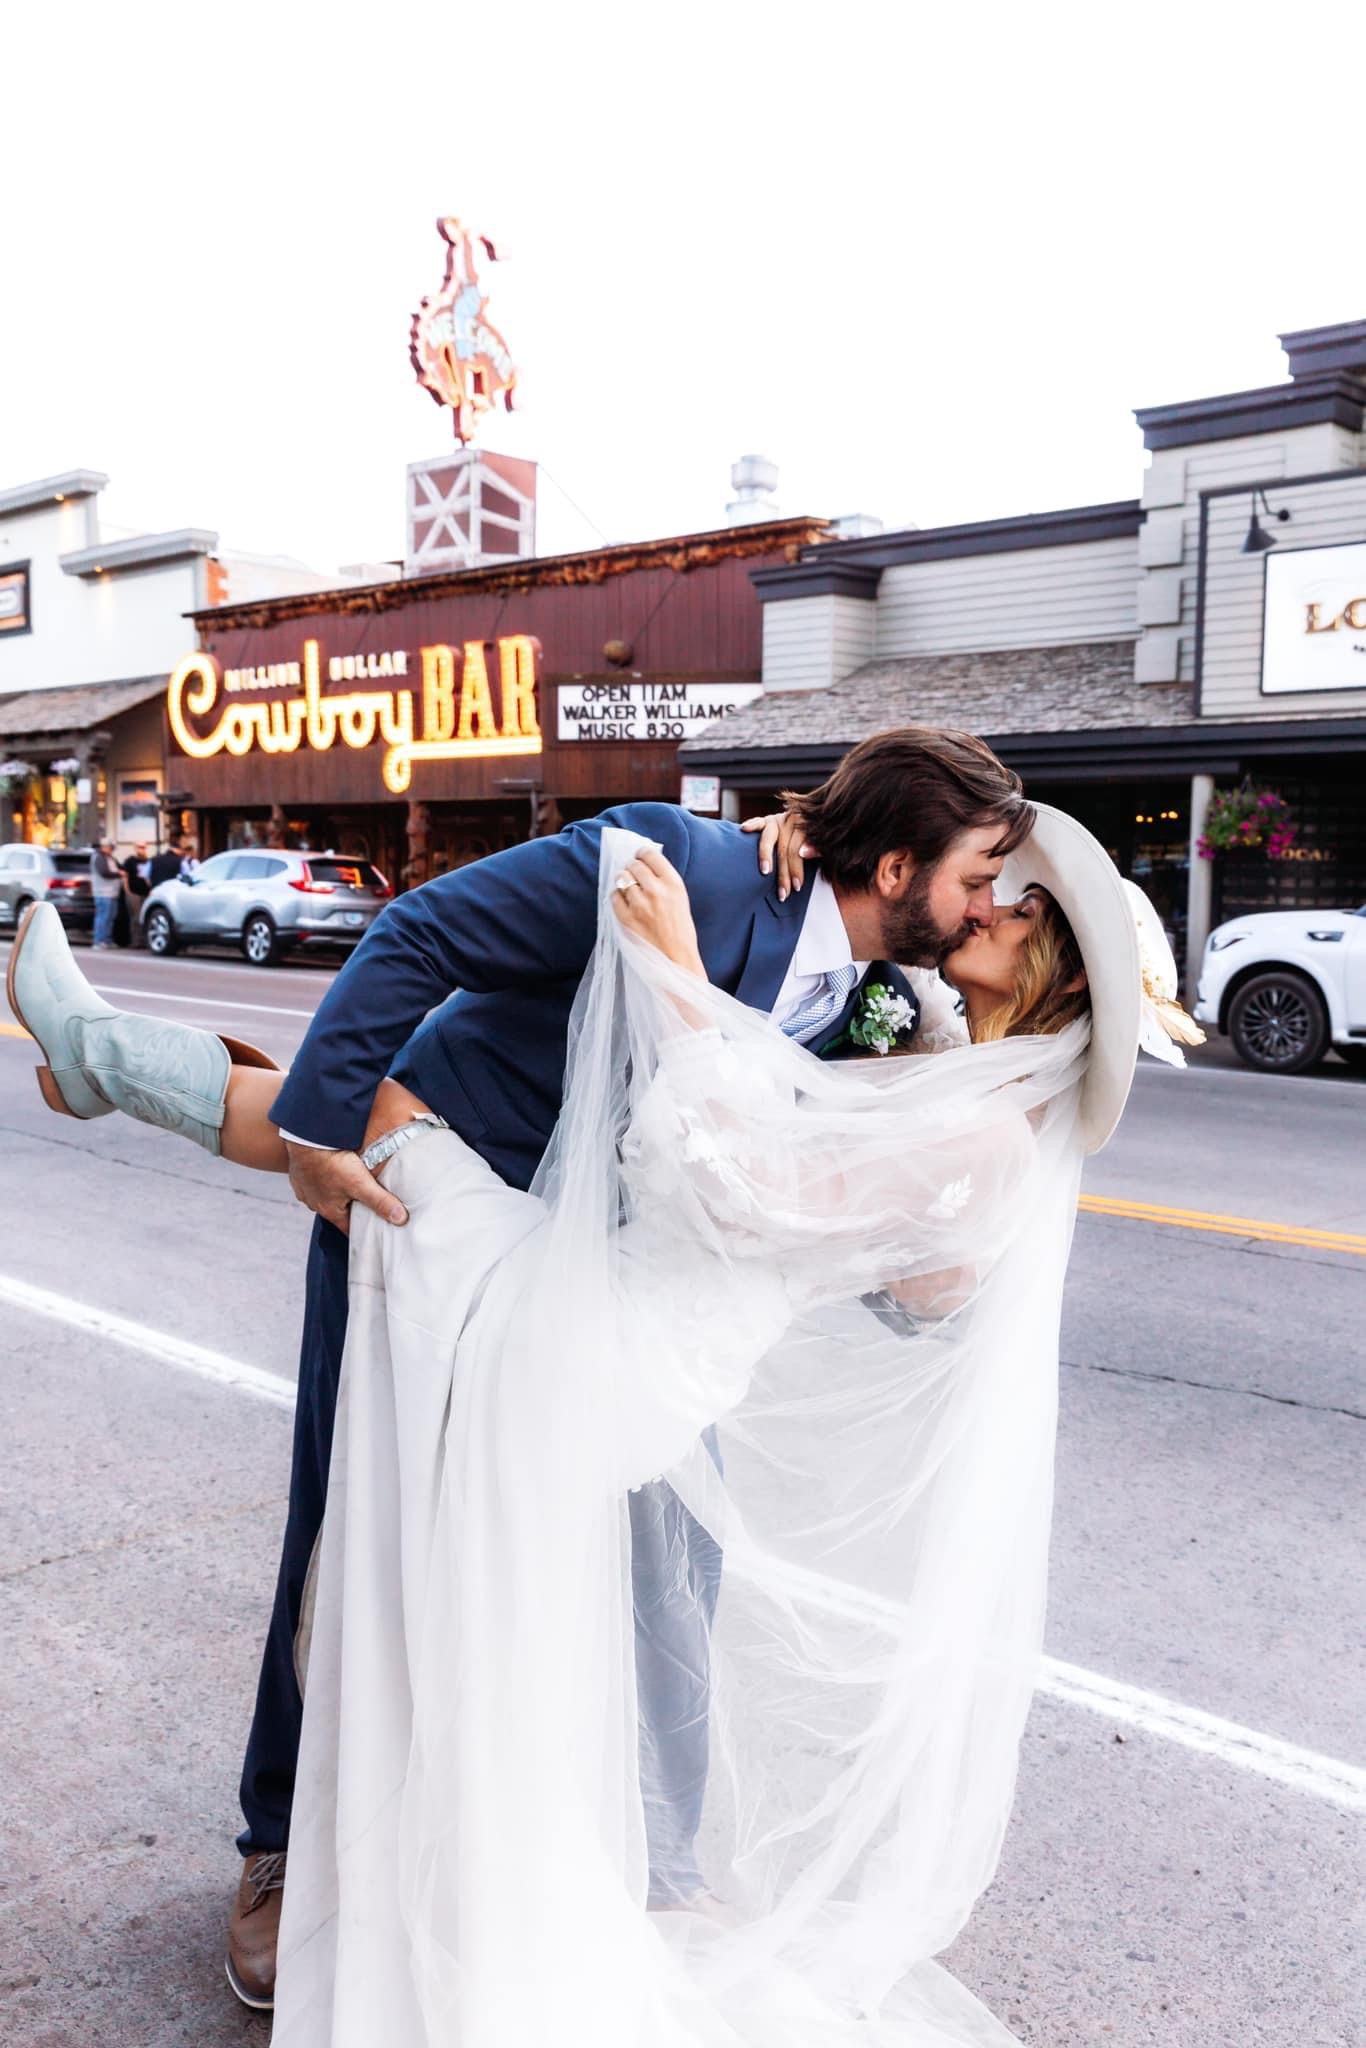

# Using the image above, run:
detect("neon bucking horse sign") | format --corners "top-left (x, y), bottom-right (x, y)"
top-left (410, 216), bottom-right (519, 445)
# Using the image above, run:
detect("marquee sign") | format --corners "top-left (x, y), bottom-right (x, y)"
top-left (410, 217), bottom-right (518, 446)
top-left (167, 635), bottom-right (541, 793)
top-left (1262, 539), bottom-right (1366, 696)
top-left (558, 680), bottom-right (763, 742)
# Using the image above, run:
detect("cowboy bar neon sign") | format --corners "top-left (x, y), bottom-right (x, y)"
top-left (167, 635), bottom-right (541, 794)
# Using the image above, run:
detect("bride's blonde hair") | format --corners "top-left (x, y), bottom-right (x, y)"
top-left (972, 888), bottom-right (1090, 1044)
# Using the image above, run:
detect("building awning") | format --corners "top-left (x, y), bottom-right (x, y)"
top-left (0, 675), bottom-right (166, 756)
top-left (680, 639), bottom-right (1366, 783)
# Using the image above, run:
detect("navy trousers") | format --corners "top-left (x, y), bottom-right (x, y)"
top-left (237, 1216), bottom-right (348, 1856)
top-left (237, 1213), bottom-right (721, 1901)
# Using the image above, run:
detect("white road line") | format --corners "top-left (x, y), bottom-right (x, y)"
top-left (7, 1270), bottom-right (1365, 1816)
top-left (0, 1272), bottom-right (296, 1411)
top-left (1038, 1658), bottom-right (1366, 1813)
top-left (89, 984), bottom-right (316, 1019)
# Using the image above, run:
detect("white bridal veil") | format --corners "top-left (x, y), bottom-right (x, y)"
top-left (273, 830), bottom-right (1091, 2048)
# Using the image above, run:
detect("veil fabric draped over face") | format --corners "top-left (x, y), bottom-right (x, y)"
top-left (273, 829), bottom-right (1090, 2048)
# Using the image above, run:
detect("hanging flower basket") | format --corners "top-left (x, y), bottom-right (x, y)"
top-left (1197, 782), bottom-right (1297, 861)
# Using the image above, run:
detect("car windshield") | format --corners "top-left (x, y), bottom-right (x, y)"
top-left (305, 859), bottom-right (384, 889)
top-left (52, 853), bottom-right (93, 875)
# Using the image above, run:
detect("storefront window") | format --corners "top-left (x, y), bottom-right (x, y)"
top-left (1215, 771), bottom-right (1366, 918)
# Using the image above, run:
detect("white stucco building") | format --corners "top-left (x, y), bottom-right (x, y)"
top-left (0, 469), bottom-right (390, 851)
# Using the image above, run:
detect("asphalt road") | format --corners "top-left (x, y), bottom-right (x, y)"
top-left (2, 941), bottom-right (1363, 2047)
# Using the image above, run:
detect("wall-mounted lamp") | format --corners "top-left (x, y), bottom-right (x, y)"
top-left (1242, 488), bottom-right (1292, 554)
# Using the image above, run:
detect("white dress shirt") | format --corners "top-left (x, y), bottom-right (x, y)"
top-left (771, 870), bottom-right (869, 1032)
top-left (281, 871), bottom-right (867, 1148)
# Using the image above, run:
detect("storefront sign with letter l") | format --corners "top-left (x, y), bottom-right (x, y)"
top-left (1262, 539), bottom-right (1366, 696)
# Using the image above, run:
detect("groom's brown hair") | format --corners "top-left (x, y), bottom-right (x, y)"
top-left (785, 727), bottom-right (1033, 889)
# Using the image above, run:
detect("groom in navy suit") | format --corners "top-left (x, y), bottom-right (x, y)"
top-left (226, 727), bottom-right (1031, 2008)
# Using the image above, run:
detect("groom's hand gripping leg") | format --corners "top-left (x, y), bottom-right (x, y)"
top-left (283, 1141), bottom-right (409, 1234)
top-left (283, 1079), bottom-right (439, 1230)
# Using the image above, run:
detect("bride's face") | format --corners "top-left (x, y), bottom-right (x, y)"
top-left (941, 888), bottom-right (1046, 1000)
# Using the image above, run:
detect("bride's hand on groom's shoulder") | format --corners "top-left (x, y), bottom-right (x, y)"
top-left (741, 808), bottom-right (815, 902)
top-left (283, 1141), bottom-right (409, 1234)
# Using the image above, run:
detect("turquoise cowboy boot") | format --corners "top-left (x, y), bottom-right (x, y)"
top-left (6, 902), bottom-right (278, 1154)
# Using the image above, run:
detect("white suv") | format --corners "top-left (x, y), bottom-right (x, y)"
top-left (141, 850), bottom-right (393, 965)
top-left (1194, 907), bottom-right (1366, 1073)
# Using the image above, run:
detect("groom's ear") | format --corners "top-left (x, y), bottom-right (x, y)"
top-left (873, 848), bottom-right (917, 898)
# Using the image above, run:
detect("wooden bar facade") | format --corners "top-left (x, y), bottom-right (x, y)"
top-left (173, 522), bottom-right (826, 830)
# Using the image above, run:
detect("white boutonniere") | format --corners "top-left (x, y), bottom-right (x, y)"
top-left (903, 968), bottom-right (971, 1053)
top-left (832, 981), bottom-right (918, 1057)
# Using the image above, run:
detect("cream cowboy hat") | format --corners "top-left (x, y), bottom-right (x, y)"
top-left (995, 803), bottom-right (1201, 1154)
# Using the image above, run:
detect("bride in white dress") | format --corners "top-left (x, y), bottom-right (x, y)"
top-left (267, 805), bottom-right (1199, 2048)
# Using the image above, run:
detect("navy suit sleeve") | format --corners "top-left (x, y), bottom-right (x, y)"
top-left (269, 804), bottom-right (696, 1151)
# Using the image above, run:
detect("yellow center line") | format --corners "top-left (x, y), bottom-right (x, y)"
top-left (0, 1021), bottom-right (32, 1040)
top-left (1079, 1193), bottom-right (1366, 1257)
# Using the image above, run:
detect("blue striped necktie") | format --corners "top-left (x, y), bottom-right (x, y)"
top-left (780, 963), bottom-right (860, 1043)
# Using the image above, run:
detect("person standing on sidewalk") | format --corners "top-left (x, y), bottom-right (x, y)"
top-left (89, 841), bottom-right (122, 951)
top-left (121, 843), bottom-right (150, 949)
top-left (145, 837), bottom-right (183, 891)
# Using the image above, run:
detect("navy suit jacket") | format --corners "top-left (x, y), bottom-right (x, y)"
top-left (269, 803), bottom-right (919, 1195)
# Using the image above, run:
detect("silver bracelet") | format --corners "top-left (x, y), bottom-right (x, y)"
top-left (361, 1111), bottom-right (450, 1173)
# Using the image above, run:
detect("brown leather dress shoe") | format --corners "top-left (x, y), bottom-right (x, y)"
top-left (226, 1850), bottom-right (286, 2010)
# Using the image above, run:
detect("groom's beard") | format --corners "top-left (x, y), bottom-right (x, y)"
top-left (880, 869), bottom-right (975, 968)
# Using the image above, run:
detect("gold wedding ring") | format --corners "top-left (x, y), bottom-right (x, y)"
top-left (616, 872), bottom-right (639, 891)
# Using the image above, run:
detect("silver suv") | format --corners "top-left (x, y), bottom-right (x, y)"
top-left (141, 850), bottom-right (392, 965)
top-left (0, 843), bottom-right (95, 938)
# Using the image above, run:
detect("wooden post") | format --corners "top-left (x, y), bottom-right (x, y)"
top-left (1185, 773), bottom-right (1215, 1005)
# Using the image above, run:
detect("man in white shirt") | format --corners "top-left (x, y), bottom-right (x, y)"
top-left (771, 866), bottom-right (871, 1038)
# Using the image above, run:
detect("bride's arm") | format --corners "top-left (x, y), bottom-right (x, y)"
top-left (611, 844), bottom-right (707, 980)
top-left (610, 843), bottom-right (718, 1034)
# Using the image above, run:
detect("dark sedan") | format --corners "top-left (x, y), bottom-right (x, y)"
top-left (0, 844), bottom-right (95, 939)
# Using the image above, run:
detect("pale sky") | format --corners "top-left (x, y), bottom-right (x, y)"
top-left (6, 1), bottom-right (1360, 573)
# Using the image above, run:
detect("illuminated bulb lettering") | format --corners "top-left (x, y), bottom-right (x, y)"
top-left (167, 632), bottom-right (542, 792)
top-left (457, 642), bottom-right (498, 741)
top-left (499, 634), bottom-right (540, 738)
top-left (422, 645), bottom-right (457, 742)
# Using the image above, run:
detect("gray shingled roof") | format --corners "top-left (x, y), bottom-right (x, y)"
top-left (0, 675), bottom-right (166, 737)
top-left (681, 639), bottom-right (1191, 753)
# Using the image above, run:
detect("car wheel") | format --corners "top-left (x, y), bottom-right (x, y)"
top-left (1227, 970), bottom-right (1329, 1073)
top-left (1335, 1044), bottom-right (1366, 1073)
top-left (242, 912), bottom-right (281, 966)
top-left (144, 905), bottom-right (180, 956)
top-left (14, 895), bottom-right (33, 926)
